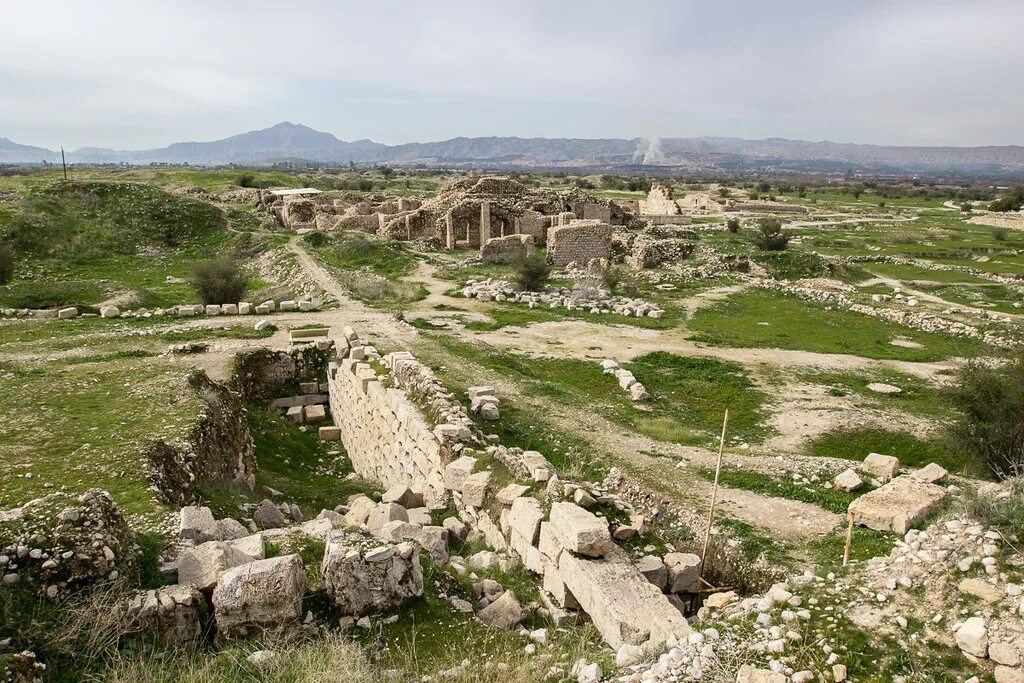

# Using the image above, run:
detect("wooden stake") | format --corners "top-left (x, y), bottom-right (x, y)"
top-left (699, 408), bottom-right (729, 574)
top-left (61, 147), bottom-right (67, 180)
top-left (843, 512), bottom-right (854, 567)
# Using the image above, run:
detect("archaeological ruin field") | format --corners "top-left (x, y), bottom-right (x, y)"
top-left (2, 167), bottom-right (1024, 682)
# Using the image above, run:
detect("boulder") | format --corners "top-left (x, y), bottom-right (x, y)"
top-left (833, 469), bottom-right (864, 492)
top-left (125, 584), bottom-right (205, 648)
top-left (911, 462), bottom-right (948, 485)
top-left (736, 665), bottom-right (788, 683)
top-left (366, 503), bottom-right (409, 534)
top-left (863, 452), bottom-right (900, 482)
top-left (476, 590), bottom-right (525, 628)
top-left (549, 502), bottom-right (612, 558)
top-left (508, 497), bottom-right (544, 545)
top-left (344, 495), bottom-right (377, 527)
top-left (703, 590), bottom-right (738, 610)
top-left (849, 475), bottom-right (948, 534)
top-left (178, 540), bottom-right (253, 591)
top-left (100, 306), bottom-right (120, 319)
top-left (253, 499), bottom-right (287, 528)
top-left (212, 555), bottom-right (307, 641)
top-left (178, 506), bottom-right (219, 543)
top-left (995, 667), bottom-right (1024, 683)
top-left (496, 483), bottom-right (530, 506)
top-left (215, 518), bottom-right (249, 541)
top-left (321, 534), bottom-right (423, 616)
top-left (955, 616), bottom-right (988, 658)
top-left (442, 516), bottom-right (468, 543)
top-left (381, 485), bottom-right (424, 510)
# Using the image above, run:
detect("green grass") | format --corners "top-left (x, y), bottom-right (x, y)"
top-left (157, 325), bottom-right (276, 343)
top-left (0, 357), bottom-right (201, 526)
top-left (199, 406), bottom-right (377, 520)
top-left (862, 262), bottom-right (991, 284)
top-left (807, 426), bottom-right (986, 477)
top-left (463, 300), bottom-right (677, 331)
top-left (428, 336), bottom-right (770, 448)
top-left (689, 288), bottom-right (993, 361)
top-left (792, 367), bottom-right (957, 420)
top-left (310, 232), bottom-right (418, 279)
top-left (696, 466), bottom-right (859, 515)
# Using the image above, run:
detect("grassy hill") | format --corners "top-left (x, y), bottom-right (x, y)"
top-left (0, 181), bottom-right (233, 309)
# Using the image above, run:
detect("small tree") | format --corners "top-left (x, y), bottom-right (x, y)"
top-left (0, 243), bottom-right (14, 285)
top-left (752, 217), bottom-right (789, 251)
top-left (993, 226), bottom-right (1010, 242)
top-left (961, 201), bottom-right (973, 213)
top-left (237, 173), bottom-right (257, 188)
top-left (948, 354), bottom-right (1024, 479)
top-left (514, 252), bottom-right (551, 292)
top-left (190, 256), bottom-right (250, 305)
top-left (726, 217), bottom-right (741, 233)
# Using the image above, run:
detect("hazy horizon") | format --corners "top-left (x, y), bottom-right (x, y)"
top-left (3, 0), bottom-right (1023, 150)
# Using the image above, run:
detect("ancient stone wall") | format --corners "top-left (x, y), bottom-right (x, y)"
top-left (481, 234), bottom-right (534, 264)
top-left (639, 185), bottom-right (680, 216)
top-left (546, 222), bottom-right (612, 266)
top-left (327, 357), bottom-right (451, 509)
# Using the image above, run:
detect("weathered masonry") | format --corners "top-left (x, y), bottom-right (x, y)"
top-left (324, 327), bottom-right (693, 651)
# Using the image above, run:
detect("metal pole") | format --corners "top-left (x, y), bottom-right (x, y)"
top-left (61, 147), bottom-right (67, 180)
top-left (700, 409), bottom-right (729, 573)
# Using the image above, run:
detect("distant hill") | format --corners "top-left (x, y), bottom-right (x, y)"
top-left (4, 122), bottom-right (1024, 175)
top-left (0, 137), bottom-right (59, 164)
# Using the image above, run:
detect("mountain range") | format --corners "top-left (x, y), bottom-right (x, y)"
top-left (4, 122), bottom-right (1024, 177)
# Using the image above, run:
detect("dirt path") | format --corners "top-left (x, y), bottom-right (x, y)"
top-left (859, 275), bottom-right (1024, 322)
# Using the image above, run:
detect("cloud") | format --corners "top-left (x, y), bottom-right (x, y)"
top-left (0, 0), bottom-right (1021, 148)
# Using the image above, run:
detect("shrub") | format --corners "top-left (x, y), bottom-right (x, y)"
top-left (992, 226), bottom-right (1009, 242)
top-left (989, 186), bottom-right (1024, 212)
top-left (751, 217), bottom-right (788, 251)
top-left (190, 256), bottom-right (250, 305)
top-left (514, 252), bottom-right (551, 292)
top-left (0, 243), bottom-right (14, 285)
top-left (600, 264), bottom-right (626, 293)
top-left (948, 354), bottom-right (1024, 479)
top-left (961, 201), bottom-right (973, 213)
top-left (237, 173), bottom-right (256, 188)
top-left (726, 218), bottom-right (740, 233)
top-left (302, 231), bottom-right (331, 249)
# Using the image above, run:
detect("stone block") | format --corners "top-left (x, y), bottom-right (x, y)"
top-left (126, 584), bottom-right (205, 648)
top-left (322, 535), bottom-right (423, 616)
top-left (304, 404), bottom-right (326, 423)
top-left (100, 306), bottom-right (120, 319)
top-left (863, 452), bottom-right (900, 482)
top-left (212, 554), bottom-right (307, 640)
top-left (344, 495), bottom-right (377, 527)
top-left (496, 483), bottom-right (530, 505)
top-left (444, 456), bottom-right (478, 491)
top-left (849, 475), bottom-right (948, 533)
top-left (179, 506), bottom-right (218, 543)
top-left (285, 406), bottom-right (304, 424)
top-left (58, 307), bottom-right (78, 319)
top-left (508, 496), bottom-right (544, 545)
top-left (549, 502), bottom-right (612, 558)
top-left (382, 485), bottom-right (425, 509)
top-left (664, 553), bottom-right (701, 593)
top-left (636, 555), bottom-right (668, 591)
top-left (367, 503), bottom-right (409, 533)
top-left (319, 426), bottom-right (341, 441)
top-left (955, 616), bottom-right (988, 658)
top-left (911, 462), bottom-right (948, 484)
top-left (205, 305), bottom-right (221, 316)
top-left (178, 541), bottom-right (253, 591)
top-left (833, 469), bottom-right (863, 492)
top-left (558, 544), bottom-right (690, 649)
top-left (221, 304), bottom-right (239, 315)
top-left (461, 471), bottom-right (492, 509)
top-left (477, 590), bottom-right (525, 628)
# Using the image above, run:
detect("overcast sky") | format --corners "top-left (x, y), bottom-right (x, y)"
top-left (2, 0), bottom-right (1022, 150)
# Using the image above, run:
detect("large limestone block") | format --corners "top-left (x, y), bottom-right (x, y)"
top-left (321, 535), bottom-right (423, 616)
top-left (462, 471), bottom-right (492, 509)
top-left (508, 497), bottom-right (544, 545)
top-left (833, 469), bottom-right (864, 492)
top-left (212, 554), bottom-right (307, 640)
top-left (863, 452), bottom-right (900, 482)
top-left (664, 553), bottom-right (701, 593)
top-left (636, 555), bottom-right (668, 591)
top-left (179, 506), bottom-right (219, 543)
top-left (445, 456), bottom-right (478, 491)
top-left (549, 502), bottom-right (612, 558)
top-left (342, 496), bottom-right (375, 526)
top-left (955, 616), bottom-right (988, 658)
top-left (367, 503), bottom-right (410, 534)
top-left (477, 590), bottom-right (525, 628)
top-left (126, 584), bottom-right (205, 648)
top-left (849, 476), bottom-right (948, 533)
top-left (558, 544), bottom-right (690, 649)
top-left (382, 485), bottom-right (424, 509)
top-left (496, 483), bottom-right (530, 505)
top-left (178, 541), bottom-right (254, 591)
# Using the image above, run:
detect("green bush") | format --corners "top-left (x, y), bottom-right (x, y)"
top-left (190, 256), bottom-right (250, 305)
top-left (989, 186), bottom-right (1024, 212)
top-left (751, 217), bottom-right (789, 251)
top-left (726, 217), bottom-right (741, 233)
top-left (992, 226), bottom-right (1010, 242)
top-left (948, 354), bottom-right (1024, 479)
top-left (0, 243), bottom-right (13, 285)
top-left (600, 264), bottom-right (625, 293)
top-left (514, 252), bottom-right (551, 292)
top-left (237, 173), bottom-right (256, 188)
top-left (302, 231), bottom-right (331, 249)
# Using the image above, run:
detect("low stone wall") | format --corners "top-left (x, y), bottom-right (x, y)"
top-left (547, 222), bottom-right (612, 266)
top-left (481, 234), bottom-right (534, 264)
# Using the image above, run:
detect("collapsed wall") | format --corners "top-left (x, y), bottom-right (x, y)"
top-left (547, 221), bottom-right (612, 266)
top-left (326, 328), bottom-right (693, 651)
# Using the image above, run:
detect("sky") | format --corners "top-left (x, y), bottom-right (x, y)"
top-left (2, 0), bottom-right (1023, 150)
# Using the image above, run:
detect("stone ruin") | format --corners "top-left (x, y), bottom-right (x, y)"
top-left (547, 220), bottom-right (613, 267)
top-left (639, 184), bottom-right (693, 226)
